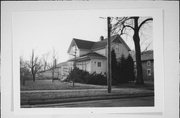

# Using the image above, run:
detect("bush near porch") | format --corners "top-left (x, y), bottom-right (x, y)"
top-left (66, 67), bottom-right (107, 85)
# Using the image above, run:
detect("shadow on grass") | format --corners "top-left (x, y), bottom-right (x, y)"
top-left (113, 81), bottom-right (154, 90)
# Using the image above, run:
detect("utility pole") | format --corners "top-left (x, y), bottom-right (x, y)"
top-left (107, 17), bottom-right (112, 93)
top-left (73, 46), bottom-right (77, 87)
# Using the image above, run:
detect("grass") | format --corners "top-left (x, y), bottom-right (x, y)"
top-left (21, 80), bottom-right (107, 91)
top-left (21, 80), bottom-right (154, 105)
top-left (21, 79), bottom-right (154, 91)
top-left (114, 81), bottom-right (154, 90)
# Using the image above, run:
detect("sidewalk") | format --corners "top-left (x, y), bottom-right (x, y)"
top-left (21, 88), bottom-right (154, 105)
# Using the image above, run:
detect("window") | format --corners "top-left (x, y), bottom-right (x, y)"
top-left (97, 62), bottom-right (101, 67)
top-left (147, 61), bottom-right (151, 66)
top-left (116, 47), bottom-right (118, 52)
top-left (147, 69), bottom-right (151, 76)
top-left (134, 62), bottom-right (137, 67)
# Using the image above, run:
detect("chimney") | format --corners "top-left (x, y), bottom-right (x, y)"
top-left (100, 36), bottom-right (104, 41)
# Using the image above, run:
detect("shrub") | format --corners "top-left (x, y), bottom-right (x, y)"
top-left (66, 68), bottom-right (107, 85)
top-left (87, 72), bottom-right (107, 85)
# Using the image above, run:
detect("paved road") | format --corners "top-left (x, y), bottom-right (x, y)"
top-left (24, 96), bottom-right (154, 108)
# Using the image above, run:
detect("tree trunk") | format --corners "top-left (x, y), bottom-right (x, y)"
top-left (52, 69), bottom-right (54, 82)
top-left (133, 17), bottom-right (144, 85)
top-left (32, 71), bottom-right (36, 82)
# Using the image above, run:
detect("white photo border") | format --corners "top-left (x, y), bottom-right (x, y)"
top-left (12, 8), bottom-right (163, 115)
top-left (2, 1), bottom-right (179, 118)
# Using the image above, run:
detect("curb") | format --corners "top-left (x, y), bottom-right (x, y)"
top-left (21, 93), bottom-right (154, 105)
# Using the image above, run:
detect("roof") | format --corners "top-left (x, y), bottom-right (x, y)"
top-left (68, 52), bottom-right (106, 62)
top-left (67, 34), bottom-right (131, 53)
top-left (91, 34), bottom-right (130, 51)
top-left (141, 50), bottom-right (153, 61)
top-left (91, 38), bottom-right (108, 50)
top-left (56, 61), bottom-right (68, 67)
top-left (133, 50), bottom-right (153, 61)
top-left (73, 38), bottom-right (95, 50)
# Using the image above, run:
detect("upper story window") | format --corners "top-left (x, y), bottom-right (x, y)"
top-left (115, 47), bottom-right (118, 51)
top-left (97, 62), bottom-right (101, 67)
top-left (147, 69), bottom-right (152, 76)
top-left (134, 62), bottom-right (137, 67)
top-left (147, 61), bottom-right (151, 66)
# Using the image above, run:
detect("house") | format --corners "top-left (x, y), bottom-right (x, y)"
top-left (38, 67), bottom-right (60, 80)
top-left (38, 34), bottom-right (131, 81)
top-left (38, 61), bottom-right (70, 80)
top-left (56, 61), bottom-right (70, 81)
top-left (66, 34), bottom-right (131, 75)
top-left (133, 50), bottom-right (154, 81)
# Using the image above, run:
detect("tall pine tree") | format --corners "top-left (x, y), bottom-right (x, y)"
top-left (111, 49), bottom-right (118, 85)
top-left (126, 55), bottom-right (135, 82)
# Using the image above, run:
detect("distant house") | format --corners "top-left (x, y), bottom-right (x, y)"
top-left (66, 34), bottom-right (131, 75)
top-left (133, 50), bottom-right (154, 81)
top-left (56, 62), bottom-right (70, 81)
top-left (38, 61), bottom-right (70, 80)
top-left (38, 67), bottom-right (60, 80)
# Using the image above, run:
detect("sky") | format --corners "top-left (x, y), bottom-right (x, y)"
top-left (12, 10), bottom-right (152, 64)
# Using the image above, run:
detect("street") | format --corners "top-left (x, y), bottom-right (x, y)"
top-left (23, 96), bottom-right (154, 108)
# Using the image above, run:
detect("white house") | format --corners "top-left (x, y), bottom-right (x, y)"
top-left (39, 34), bottom-right (131, 80)
top-left (67, 34), bottom-right (131, 75)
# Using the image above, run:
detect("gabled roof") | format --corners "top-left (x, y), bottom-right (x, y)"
top-left (67, 34), bottom-right (131, 53)
top-left (91, 39), bottom-right (107, 50)
top-left (141, 50), bottom-right (153, 61)
top-left (80, 52), bottom-right (106, 59)
top-left (68, 52), bottom-right (106, 62)
top-left (67, 38), bottom-right (95, 53)
top-left (91, 34), bottom-right (130, 51)
top-left (133, 50), bottom-right (153, 62)
top-left (73, 38), bottom-right (95, 50)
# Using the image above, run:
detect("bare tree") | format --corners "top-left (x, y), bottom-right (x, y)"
top-left (20, 56), bottom-right (30, 85)
top-left (42, 52), bottom-right (51, 71)
top-left (141, 41), bottom-right (152, 53)
top-left (112, 17), bottom-right (153, 85)
top-left (50, 48), bottom-right (58, 82)
top-left (27, 50), bottom-right (42, 82)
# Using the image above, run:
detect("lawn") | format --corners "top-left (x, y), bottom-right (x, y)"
top-left (21, 80), bottom-right (154, 91)
top-left (114, 81), bottom-right (154, 90)
top-left (21, 80), bottom-right (107, 91)
top-left (21, 80), bottom-right (154, 105)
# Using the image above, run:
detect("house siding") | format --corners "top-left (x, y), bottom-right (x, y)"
top-left (90, 59), bottom-right (106, 74)
top-left (76, 60), bottom-right (91, 72)
top-left (69, 46), bottom-right (80, 59)
top-left (142, 60), bottom-right (154, 81)
top-left (79, 49), bottom-right (91, 56)
top-left (94, 48), bottom-right (106, 56)
top-left (111, 43), bottom-right (129, 59)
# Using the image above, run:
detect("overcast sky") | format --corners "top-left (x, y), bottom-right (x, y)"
top-left (12, 10), bottom-right (152, 64)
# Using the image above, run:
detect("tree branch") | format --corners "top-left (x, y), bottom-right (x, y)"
top-left (120, 24), bottom-right (134, 35)
top-left (138, 18), bottom-right (153, 31)
top-left (123, 25), bottom-right (134, 30)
